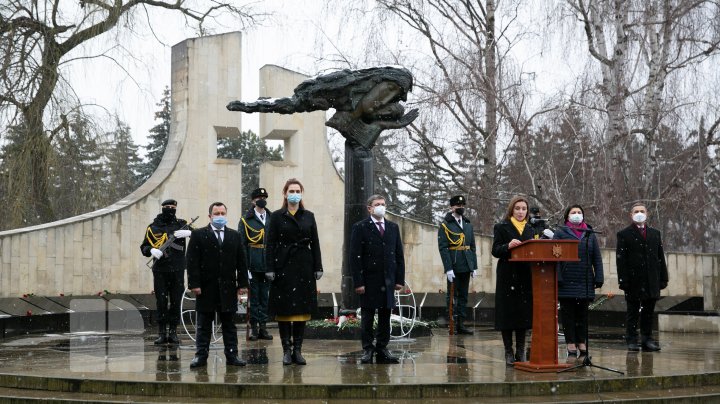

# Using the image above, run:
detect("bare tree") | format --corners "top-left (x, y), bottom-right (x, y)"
top-left (564, 0), bottom-right (720, 232)
top-left (0, 0), bottom-right (259, 228)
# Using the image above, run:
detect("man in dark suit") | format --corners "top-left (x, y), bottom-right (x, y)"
top-left (187, 202), bottom-right (249, 368)
top-left (350, 194), bottom-right (405, 364)
top-left (437, 195), bottom-right (478, 335)
top-left (616, 202), bottom-right (668, 352)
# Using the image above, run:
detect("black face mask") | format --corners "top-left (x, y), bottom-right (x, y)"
top-left (255, 199), bottom-right (267, 209)
top-left (455, 207), bottom-right (465, 216)
top-left (161, 207), bottom-right (176, 219)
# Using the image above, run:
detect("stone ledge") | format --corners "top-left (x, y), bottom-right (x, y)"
top-left (659, 313), bottom-right (720, 333)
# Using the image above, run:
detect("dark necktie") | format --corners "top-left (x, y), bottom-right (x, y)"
top-left (215, 230), bottom-right (223, 246)
top-left (376, 221), bottom-right (384, 236)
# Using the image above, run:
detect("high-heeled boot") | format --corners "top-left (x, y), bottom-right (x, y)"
top-left (278, 321), bottom-right (292, 366)
top-left (291, 321), bottom-right (307, 365)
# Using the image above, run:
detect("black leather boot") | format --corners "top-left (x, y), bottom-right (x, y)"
top-left (291, 322), bottom-right (307, 365)
top-left (167, 326), bottom-right (180, 345)
top-left (248, 322), bottom-right (258, 341)
top-left (505, 348), bottom-right (515, 366)
top-left (258, 323), bottom-right (273, 340)
top-left (279, 321), bottom-right (292, 366)
top-left (154, 323), bottom-right (168, 345)
top-left (456, 320), bottom-right (474, 335)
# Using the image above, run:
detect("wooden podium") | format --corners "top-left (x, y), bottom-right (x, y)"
top-left (509, 239), bottom-right (580, 372)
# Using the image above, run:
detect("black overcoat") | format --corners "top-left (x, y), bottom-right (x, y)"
top-left (350, 218), bottom-right (406, 309)
top-left (265, 207), bottom-right (323, 317)
top-left (186, 224), bottom-right (249, 312)
top-left (491, 219), bottom-right (534, 330)
top-left (616, 224), bottom-right (668, 300)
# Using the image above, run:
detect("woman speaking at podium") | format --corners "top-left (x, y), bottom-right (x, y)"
top-left (492, 196), bottom-right (534, 366)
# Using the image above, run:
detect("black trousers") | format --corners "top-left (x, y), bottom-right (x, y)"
top-left (625, 297), bottom-right (657, 342)
top-left (361, 307), bottom-right (391, 351)
top-left (153, 271), bottom-right (185, 327)
top-left (446, 271), bottom-right (470, 321)
top-left (559, 298), bottom-right (589, 344)
top-left (195, 311), bottom-right (238, 358)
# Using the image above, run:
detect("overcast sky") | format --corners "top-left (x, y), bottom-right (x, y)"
top-left (68, 1), bottom-right (334, 149)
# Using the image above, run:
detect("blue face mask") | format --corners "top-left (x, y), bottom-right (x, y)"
top-left (287, 193), bottom-right (302, 204)
top-left (211, 216), bottom-right (227, 228)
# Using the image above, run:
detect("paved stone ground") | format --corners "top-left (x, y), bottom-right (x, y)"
top-left (0, 328), bottom-right (717, 402)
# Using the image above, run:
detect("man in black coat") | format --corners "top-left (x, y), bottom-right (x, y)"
top-left (187, 202), bottom-right (249, 368)
top-left (350, 194), bottom-right (405, 364)
top-left (616, 202), bottom-right (668, 352)
top-left (140, 199), bottom-right (191, 345)
top-left (239, 187), bottom-right (273, 341)
top-left (437, 195), bottom-right (478, 335)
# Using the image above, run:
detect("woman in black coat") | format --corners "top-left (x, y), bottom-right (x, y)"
top-left (553, 204), bottom-right (604, 356)
top-left (265, 178), bottom-right (323, 366)
top-left (492, 196), bottom-right (534, 366)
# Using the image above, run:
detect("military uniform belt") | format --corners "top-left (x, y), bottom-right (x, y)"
top-left (249, 244), bottom-right (265, 249)
top-left (449, 246), bottom-right (470, 251)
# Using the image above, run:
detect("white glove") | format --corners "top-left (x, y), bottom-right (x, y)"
top-left (446, 270), bottom-right (455, 283)
top-left (471, 270), bottom-right (478, 278)
top-left (265, 272), bottom-right (275, 281)
top-left (315, 271), bottom-right (323, 280)
top-left (247, 271), bottom-right (253, 280)
top-left (174, 229), bottom-right (191, 238)
top-left (150, 248), bottom-right (163, 259)
top-left (543, 229), bottom-right (554, 238)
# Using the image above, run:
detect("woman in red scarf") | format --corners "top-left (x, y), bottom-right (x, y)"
top-left (553, 204), bottom-right (604, 357)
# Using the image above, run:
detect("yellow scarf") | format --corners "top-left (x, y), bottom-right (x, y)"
top-left (510, 216), bottom-right (527, 236)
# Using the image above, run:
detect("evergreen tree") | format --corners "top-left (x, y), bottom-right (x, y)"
top-left (138, 87), bottom-right (171, 182)
top-left (50, 114), bottom-right (107, 217)
top-left (0, 124), bottom-right (33, 229)
top-left (373, 133), bottom-right (403, 213)
top-left (401, 146), bottom-right (447, 223)
top-left (102, 118), bottom-right (143, 203)
top-left (216, 130), bottom-right (283, 203)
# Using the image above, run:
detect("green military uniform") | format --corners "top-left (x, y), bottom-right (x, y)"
top-left (437, 195), bottom-right (478, 334)
top-left (239, 187), bottom-right (273, 340)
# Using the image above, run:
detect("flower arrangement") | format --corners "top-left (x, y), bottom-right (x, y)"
top-left (589, 292), bottom-right (615, 310)
top-left (308, 314), bottom-right (361, 330)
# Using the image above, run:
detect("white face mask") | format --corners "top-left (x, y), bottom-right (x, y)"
top-left (632, 212), bottom-right (647, 223)
top-left (372, 205), bottom-right (386, 218)
top-left (569, 213), bottom-right (583, 224)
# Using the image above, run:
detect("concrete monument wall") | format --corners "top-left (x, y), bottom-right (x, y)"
top-left (0, 33), bottom-right (245, 297)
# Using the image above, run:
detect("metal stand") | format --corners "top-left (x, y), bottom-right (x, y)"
top-left (558, 227), bottom-right (623, 375)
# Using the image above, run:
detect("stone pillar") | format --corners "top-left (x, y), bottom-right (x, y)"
top-left (340, 143), bottom-right (374, 310)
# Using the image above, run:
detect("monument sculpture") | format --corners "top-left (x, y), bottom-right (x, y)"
top-left (228, 66), bottom-right (418, 309)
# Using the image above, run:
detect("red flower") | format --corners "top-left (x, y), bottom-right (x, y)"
top-left (22, 294), bottom-right (28, 298)
top-left (59, 293), bottom-right (64, 297)
top-left (26, 310), bottom-right (32, 316)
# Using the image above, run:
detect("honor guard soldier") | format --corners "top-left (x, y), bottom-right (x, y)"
top-left (240, 187), bottom-right (274, 341)
top-left (438, 195), bottom-right (478, 335)
top-left (140, 199), bottom-right (192, 345)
